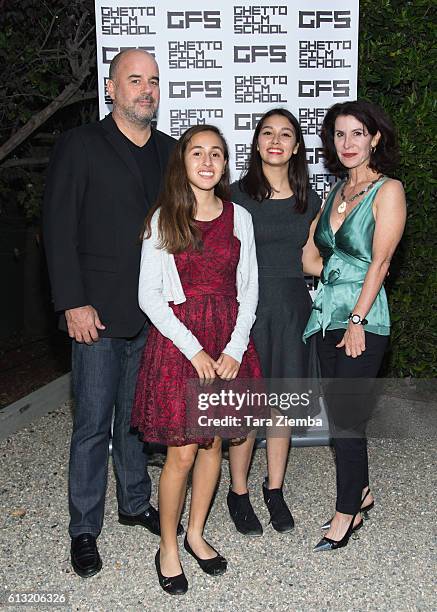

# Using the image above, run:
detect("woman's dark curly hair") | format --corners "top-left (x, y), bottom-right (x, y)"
top-left (320, 100), bottom-right (399, 176)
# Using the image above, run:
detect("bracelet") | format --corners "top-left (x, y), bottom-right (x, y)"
top-left (348, 313), bottom-right (368, 326)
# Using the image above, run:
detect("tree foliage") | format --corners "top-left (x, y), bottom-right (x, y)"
top-left (358, 0), bottom-right (436, 376)
top-left (0, 0), bottom-right (97, 219)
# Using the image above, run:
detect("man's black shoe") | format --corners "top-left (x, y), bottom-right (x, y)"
top-left (71, 533), bottom-right (102, 578)
top-left (118, 505), bottom-right (184, 536)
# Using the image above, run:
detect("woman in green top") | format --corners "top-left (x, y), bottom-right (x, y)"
top-left (303, 100), bottom-right (406, 551)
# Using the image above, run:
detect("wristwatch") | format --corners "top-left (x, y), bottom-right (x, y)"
top-left (348, 313), bottom-right (368, 325)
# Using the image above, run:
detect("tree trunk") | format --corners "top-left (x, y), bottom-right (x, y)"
top-left (0, 82), bottom-right (80, 162)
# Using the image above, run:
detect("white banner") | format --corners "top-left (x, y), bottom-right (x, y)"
top-left (95, 1), bottom-right (359, 197)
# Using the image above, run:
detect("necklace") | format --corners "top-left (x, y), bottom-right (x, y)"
top-left (337, 176), bottom-right (382, 214)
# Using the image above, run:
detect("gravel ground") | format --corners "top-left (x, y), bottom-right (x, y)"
top-left (0, 401), bottom-right (435, 612)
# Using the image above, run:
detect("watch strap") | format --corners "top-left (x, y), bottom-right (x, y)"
top-left (348, 312), bottom-right (368, 326)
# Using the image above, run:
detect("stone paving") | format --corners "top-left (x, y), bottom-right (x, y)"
top-left (0, 400), bottom-right (435, 611)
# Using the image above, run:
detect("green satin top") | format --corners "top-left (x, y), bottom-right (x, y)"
top-left (303, 177), bottom-right (390, 341)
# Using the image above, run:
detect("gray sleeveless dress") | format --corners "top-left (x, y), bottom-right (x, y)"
top-left (230, 182), bottom-right (321, 381)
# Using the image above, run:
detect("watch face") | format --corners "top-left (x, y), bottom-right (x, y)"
top-left (351, 314), bottom-right (361, 324)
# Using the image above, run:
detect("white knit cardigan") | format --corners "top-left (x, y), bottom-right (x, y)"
top-left (138, 203), bottom-right (258, 362)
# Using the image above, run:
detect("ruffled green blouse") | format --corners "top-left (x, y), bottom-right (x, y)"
top-left (303, 177), bottom-right (390, 341)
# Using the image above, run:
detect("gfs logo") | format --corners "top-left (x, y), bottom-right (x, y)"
top-left (299, 80), bottom-right (350, 98)
top-left (234, 113), bottom-right (266, 130)
top-left (305, 148), bottom-right (325, 165)
top-left (102, 46), bottom-right (155, 64)
top-left (234, 45), bottom-right (286, 63)
top-left (299, 11), bottom-right (351, 28)
top-left (167, 11), bottom-right (221, 29)
top-left (169, 81), bottom-right (222, 98)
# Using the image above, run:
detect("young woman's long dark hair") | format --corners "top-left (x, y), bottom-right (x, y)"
top-left (239, 108), bottom-right (310, 213)
top-left (144, 124), bottom-right (230, 254)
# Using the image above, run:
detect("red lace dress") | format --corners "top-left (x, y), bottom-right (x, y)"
top-left (131, 201), bottom-right (262, 446)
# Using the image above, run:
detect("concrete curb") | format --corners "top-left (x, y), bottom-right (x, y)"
top-left (0, 372), bottom-right (72, 441)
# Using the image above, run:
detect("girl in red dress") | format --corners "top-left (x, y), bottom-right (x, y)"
top-left (131, 125), bottom-right (261, 595)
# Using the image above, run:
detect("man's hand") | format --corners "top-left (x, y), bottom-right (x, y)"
top-left (65, 305), bottom-right (106, 344)
top-left (190, 350), bottom-right (218, 384)
top-left (215, 353), bottom-right (240, 380)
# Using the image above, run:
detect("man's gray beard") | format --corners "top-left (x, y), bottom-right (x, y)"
top-left (115, 102), bottom-right (155, 127)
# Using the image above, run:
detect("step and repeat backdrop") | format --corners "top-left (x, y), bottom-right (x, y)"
top-left (95, 0), bottom-right (359, 198)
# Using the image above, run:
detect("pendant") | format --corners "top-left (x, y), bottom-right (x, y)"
top-left (337, 201), bottom-right (347, 214)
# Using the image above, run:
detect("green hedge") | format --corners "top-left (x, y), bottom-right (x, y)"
top-left (358, 0), bottom-right (437, 376)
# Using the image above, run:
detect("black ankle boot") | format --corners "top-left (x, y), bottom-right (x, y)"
top-left (227, 488), bottom-right (263, 536)
top-left (262, 478), bottom-right (294, 533)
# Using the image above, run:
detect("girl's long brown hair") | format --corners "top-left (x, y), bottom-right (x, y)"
top-left (143, 124), bottom-right (230, 254)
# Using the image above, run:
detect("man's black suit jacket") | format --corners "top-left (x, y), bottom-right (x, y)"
top-left (43, 114), bottom-right (176, 338)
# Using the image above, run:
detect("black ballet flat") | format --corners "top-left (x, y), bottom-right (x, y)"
top-left (183, 535), bottom-right (227, 576)
top-left (321, 488), bottom-right (374, 530)
top-left (314, 514), bottom-right (360, 552)
top-left (155, 549), bottom-right (188, 595)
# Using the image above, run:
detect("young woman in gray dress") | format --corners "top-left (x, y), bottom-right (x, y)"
top-left (227, 108), bottom-right (323, 535)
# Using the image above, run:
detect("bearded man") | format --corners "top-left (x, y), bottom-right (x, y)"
top-left (43, 50), bottom-right (178, 577)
